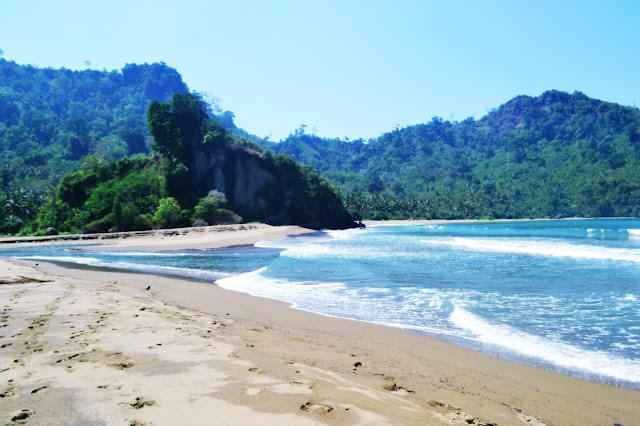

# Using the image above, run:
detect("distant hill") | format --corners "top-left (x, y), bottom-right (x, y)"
top-left (266, 91), bottom-right (640, 219)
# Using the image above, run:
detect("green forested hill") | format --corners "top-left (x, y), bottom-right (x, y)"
top-left (0, 60), bottom-right (189, 169)
top-left (3, 58), bottom-right (640, 233)
top-left (0, 60), bottom-right (191, 233)
top-left (267, 91), bottom-right (640, 220)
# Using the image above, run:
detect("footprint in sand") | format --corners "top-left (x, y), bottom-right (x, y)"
top-left (383, 383), bottom-right (414, 394)
top-left (110, 362), bottom-right (133, 370)
top-left (0, 388), bottom-right (17, 399)
top-left (515, 412), bottom-right (547, 425)
top-left (129, 397), bottom-right (156, 409)
top-left (300, 401), bottom-right (333, 414)
top-left (502, 402), bottom-right (548, 425)
top-left (30, 385), bottom-right (48, 394)
top-left (445, 411), bottom-right (496, 425)
top-left (428, 400), bottom-right (497, 426)
top-left (9, 409), bottom-right (35, 424)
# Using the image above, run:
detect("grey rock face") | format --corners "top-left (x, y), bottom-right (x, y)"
top-left (189, 144), bottom-right (358, 230)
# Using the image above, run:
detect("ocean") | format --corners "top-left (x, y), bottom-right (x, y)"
top-left (2, 218), bottom-right (639, 388)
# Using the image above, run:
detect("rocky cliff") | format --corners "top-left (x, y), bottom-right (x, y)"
top-left (189, 143), bottom-right (359, 230)
top-left (147, 92), bottom-right (359, 230)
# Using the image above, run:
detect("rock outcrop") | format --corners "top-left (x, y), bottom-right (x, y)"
top-left (189, 144), bottom-right (359, 230)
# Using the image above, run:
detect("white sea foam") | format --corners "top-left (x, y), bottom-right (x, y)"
top-left (611, 293), bottom-right (640, 312)
top-left (20, 255), bottom-right (103, 265)
top-left (98, 251), bottom-right (192, 257)
top-left (428, 295), bottom-right (445, 309)
top-left (254, 239), bottom-right (298, 249)
top-left (417, 223), bottom-right (635, 240)
top-left (255, 229), bottom-right (344, 249)
top-left (628, 229), bottom-right (640, 239)
top-left (421, 237), bottom-right (640, 263)
top-left (449, 307), bottom-right (640, 383)
top-left (324, 229), bottom-right (359, 240)
top-left (107, 261), bottom-right (229, 280)
top-left (365, 287), bottom-right (391, 293)
top-left (371, 319), bottom-right (470, 339)
top-left (19, 256), bottom-right (227, 280)
top-left (586, 228), bottom-right (604, 238)
top-left (280, 245), bottom-right (356, 259)
top-left (216, 268), bottom-right (346, 306)
top-left (270, 242), bottom-right (419, 261)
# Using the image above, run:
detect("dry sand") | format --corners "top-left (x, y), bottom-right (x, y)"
top-left (0, 223), bottom-right (315, 252)
top-left (1, 224), bottom-right (639, 425)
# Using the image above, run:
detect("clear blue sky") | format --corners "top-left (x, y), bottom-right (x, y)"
top-left (1, 0), bottom-right (638, 141)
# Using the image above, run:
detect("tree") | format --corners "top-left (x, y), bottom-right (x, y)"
top-left (201, 119), bottom-right (228, 149)
top-left (147, 100), bottom-right (179, 159)
top-left (147, 92), bottom-right (209, 164)
top-left (147, 92), bottom-right (232, 208)
top-left (367, 174), bottom-right (384, 193)
top-left (154, 197), bottom-right (182, 228)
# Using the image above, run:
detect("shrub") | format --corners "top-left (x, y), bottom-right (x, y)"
top-left (211, 209), bottom-right (242, 225)
top-left (193, 190), bottom-right (242, 225)
top-left (0, 215), bottom-right (24, 235)
top-left (193, 190), bottom-right (227, 223)
top-left (164, 161), bottom-right (195, 207)
top-left (83, 215), bottom-right (114, 234)
top-left (154, 197), bottom-right (182, 228)
top-left (114, 202), bottom-right (153, 231)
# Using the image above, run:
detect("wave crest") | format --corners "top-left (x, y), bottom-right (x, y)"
top-left (450, 307), bottom-right (640, 383)
top-left (421, 237), bottom-right (640, 263)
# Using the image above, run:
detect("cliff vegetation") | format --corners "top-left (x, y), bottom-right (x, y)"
top-left (23, 93), bottom-right (357, 235)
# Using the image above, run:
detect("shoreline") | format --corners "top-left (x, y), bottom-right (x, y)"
top-left (362, 216), bottom-right (635, 227)
top-left (1, 224), bottom-right (639, 424)
top-left (0, 217), bottom-right (632, 249)
top-left (0, 223), bottom-right (318, 251)
top-left (14, 256), bottom-right (640, 391)
top-left (14, 252), bottom-right (640, 390)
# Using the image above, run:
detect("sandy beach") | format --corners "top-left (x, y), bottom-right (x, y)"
top-left (1, 224), bottom-right (639, 425)
top-left (0, 223), bottom-right (315, 252)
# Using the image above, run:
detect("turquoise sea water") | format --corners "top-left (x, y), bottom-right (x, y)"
top-left (2, 218), bottom-right (640, 388)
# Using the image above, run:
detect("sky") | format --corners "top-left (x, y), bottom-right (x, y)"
top-left (1, 0), bottom-right (638, 141)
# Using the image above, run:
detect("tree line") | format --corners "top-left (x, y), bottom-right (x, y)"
top-left (266, 90), bottom-right (640, 220)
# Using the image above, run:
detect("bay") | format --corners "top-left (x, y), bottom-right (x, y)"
top-left (2, 218), bottom-right (639, 388)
